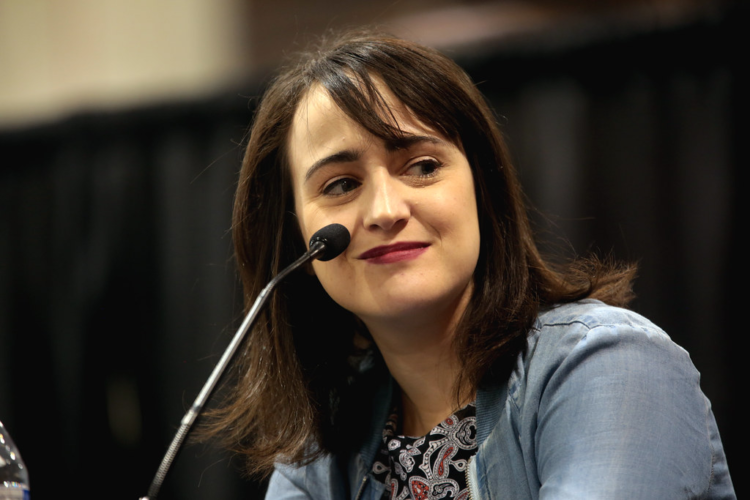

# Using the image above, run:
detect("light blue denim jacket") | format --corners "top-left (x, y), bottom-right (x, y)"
top-left (266, 300), bottom-right (735, 499)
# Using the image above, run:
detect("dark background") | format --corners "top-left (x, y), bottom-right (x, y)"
top-left (0, 2), bottom-right (744, 498)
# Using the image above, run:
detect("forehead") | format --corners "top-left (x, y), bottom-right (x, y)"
top-left (290, 84), bottom-right (350, 147)
top-left (288, 81), bottom-right (445, 166)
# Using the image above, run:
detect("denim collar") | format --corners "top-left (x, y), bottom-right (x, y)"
top-left (356, 373), bottom-right (508, 472)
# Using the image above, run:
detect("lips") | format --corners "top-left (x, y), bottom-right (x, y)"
top-left (358, 242), bottom-right (430, 263)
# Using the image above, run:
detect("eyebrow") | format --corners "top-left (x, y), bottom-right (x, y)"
top-left (384, 134), bottom-right (445, 152)
top-left (304, 149), bottom-right (362, 183)
top-left (303, 134), bottom-right (447, 183)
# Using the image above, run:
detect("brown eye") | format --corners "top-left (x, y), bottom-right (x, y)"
top-left (323, 178), bottom-right (361, 196)
top-left (406, 159), bottom-right (443, 177)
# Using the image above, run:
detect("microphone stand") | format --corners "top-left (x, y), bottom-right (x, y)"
top-left (140, 241), bottom-right (327, 500)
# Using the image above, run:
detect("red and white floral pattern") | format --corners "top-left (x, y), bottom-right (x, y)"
top-left (372, 402), bottom-right (477, 500)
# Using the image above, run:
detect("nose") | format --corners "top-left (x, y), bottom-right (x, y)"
top-left (362, 170), bottom-right (410, 231)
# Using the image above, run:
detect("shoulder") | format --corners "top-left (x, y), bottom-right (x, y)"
top-left (491, 300), bottom-right (735, 498)
top-left (534, 298), bottom-right (672, 345)
top-left (510, 299), bottom-right (698, 412)
top-left (522, 299), bottom-right (688, 380)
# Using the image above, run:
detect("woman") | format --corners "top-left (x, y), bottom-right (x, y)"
top-left (206, 31), bottom-right (735, 499)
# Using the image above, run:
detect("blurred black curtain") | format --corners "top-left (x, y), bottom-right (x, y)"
top-left (0, 6), bottom-right (745, 499)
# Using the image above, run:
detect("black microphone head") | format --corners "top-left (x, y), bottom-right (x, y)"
top-left (309, 223), bottom-right (351, 261)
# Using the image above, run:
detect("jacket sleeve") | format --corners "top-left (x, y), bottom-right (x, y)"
top-left (531, 316), bottom-right (735, 499)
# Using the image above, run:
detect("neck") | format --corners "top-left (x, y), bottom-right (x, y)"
top-left (362, 283), bottom-right (474, 436)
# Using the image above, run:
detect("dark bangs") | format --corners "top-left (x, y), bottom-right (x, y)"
top-left (304, 36), bottom-right (495, 166)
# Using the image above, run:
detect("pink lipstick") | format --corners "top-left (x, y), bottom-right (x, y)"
top-left (358, 242), bottom-right (429, 264)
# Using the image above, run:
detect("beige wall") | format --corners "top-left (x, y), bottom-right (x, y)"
top-left (0, 0), bottom-right (724, 131)
top-left (0, 0), bottom-right (251, 130)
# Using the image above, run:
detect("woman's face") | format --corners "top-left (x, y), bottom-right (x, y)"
top-left (287, 83), bottom-right (481, 329)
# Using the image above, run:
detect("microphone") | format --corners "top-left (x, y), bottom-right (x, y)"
top-left (308, 223), bottom-right (350, 261)
top-left (141, 224), bottom-right (350, 500)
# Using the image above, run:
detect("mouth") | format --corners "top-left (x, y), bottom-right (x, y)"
top-left (358, 242), bottom-right (430, 263)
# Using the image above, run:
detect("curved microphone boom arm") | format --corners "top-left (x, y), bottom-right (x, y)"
top-left (141, 223), bottom-right (350, 500)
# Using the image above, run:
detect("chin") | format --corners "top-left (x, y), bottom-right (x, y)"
top-left (357, 281), bottom-right (474, 326)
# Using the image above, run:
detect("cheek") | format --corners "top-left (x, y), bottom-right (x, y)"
top-left (293, 192), bottom-right (311, 242)
top-left (295, 203), bottom-right (328, 248)
top-left (292, 179), bottom-right (329, 246)
top-left (433, 179), bottom-right (479, 233)
top-left (444, 176), bottom-right (481, 259)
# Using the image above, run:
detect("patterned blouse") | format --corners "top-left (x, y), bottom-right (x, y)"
top-left (371, 401), bottom-right (478, 500)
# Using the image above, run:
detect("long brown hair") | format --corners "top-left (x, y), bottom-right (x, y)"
top-left (204, 30), bottom-right (635, 477)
